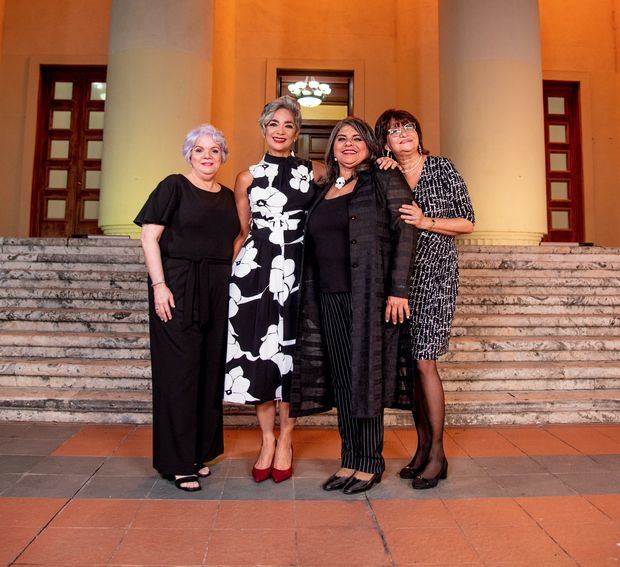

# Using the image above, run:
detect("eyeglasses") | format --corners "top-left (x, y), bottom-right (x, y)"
top-left (387, 122), bottom-right (416, 137)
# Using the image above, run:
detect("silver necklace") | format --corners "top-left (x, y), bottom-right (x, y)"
top-left (399, 154), bottom-right (423, 175)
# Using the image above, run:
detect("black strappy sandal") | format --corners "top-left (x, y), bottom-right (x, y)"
top-left (173, 474), bottom-right (201, 492)
top-left (195, 465), bottom-right (212, 479)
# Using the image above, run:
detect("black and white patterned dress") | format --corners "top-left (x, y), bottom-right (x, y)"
top-left (409, 156), bottom-right (475, 359)
top-left (224, 153), bottom-right (315, 404)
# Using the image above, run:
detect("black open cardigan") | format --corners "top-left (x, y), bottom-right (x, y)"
top-left (290, 166), bottom-right (417, 419)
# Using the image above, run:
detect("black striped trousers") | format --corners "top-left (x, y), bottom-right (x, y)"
top-left (320, 292), bottom-right (385, 474)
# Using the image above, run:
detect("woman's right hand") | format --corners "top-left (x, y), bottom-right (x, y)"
top-left (154, 284), bottom-right (175, 322)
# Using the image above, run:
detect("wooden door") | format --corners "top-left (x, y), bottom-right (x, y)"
top-left (30, 66), bottom-right (107, 237)
top-left (543, 81), bottom-right (584, 242)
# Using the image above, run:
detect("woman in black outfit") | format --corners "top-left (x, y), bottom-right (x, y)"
top-left (135, 124), bottom-right (240, 492)
top-left (290, 118), bottom-right (417, 494)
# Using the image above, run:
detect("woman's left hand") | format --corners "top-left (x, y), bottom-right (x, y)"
top-left (376, 156), bottom-right (399, 170)
top-left (385, 296), bottom-right (410, 324)
top-left (399, 200), bottom-right (425, 227)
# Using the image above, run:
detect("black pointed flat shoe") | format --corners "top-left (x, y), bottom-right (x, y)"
top-left (322, 472), bottom-right (355, 491)
top-left (411, 459), bottom-right (448, 490)
top-left (342, 472), bottom-right (383, 494)
top-left (173, 474), bottom-right (202, 492)
top-left (399, 458), bottom-right (427, 479)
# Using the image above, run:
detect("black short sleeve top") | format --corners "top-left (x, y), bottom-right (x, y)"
top-left (134, 174), bottom-right (240, 260)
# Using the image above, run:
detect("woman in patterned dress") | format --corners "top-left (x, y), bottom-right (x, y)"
top-left (375, 109), bottom-right (475, 489)
top-left (224, 96), bottom-right (325, 483)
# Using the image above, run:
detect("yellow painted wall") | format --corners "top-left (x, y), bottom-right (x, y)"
top-left (211, 0), bottom-right (433, 189)
top-left (539, 0), bottom-right (620, 246)
top-left (0, 0), bottom-right (110, 236)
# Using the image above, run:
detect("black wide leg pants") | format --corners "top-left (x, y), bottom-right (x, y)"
top-left (319, 292), bottom-right (385, 474)
top-left (148, 258), bottom-right (228, 476)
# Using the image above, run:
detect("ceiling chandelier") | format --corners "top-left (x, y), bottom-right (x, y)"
top-left (287, 76), bottom-right (332, 108)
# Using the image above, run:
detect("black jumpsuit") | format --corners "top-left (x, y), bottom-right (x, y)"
top-left (134, 174), bottom-right (240, 476)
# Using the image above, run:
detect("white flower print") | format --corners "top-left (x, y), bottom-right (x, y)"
top-left (259, 323), bottom-right (293, 376)
top-left (226, 322), bottom-right (242, 362)
top-left (233, 240), bottom-right (259, 278)
top-left (254, 212), bottom-right (301, 246)
top-left (250, 186), bottom-right (288, 217)
top-left (249, 162), bottom-right (279, 180)
top-left (289, 164), bottom-right (312, 193)
top-left (269, 255), bottom-right (296, 306)
top-left (223, 366), bottom-right (259, 403)
top-left (229, 283), bottom-right (242, 317)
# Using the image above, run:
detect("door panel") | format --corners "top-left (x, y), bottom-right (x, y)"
top-left (31, 66), bottom-right (106, 237)
top-left (543, 81), bottom-right (584, 242)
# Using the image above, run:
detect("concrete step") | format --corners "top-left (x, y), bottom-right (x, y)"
top-left (0, 288), bottom-right (145, 301)
top-left (0, 298), bottom-right (147, 310)
top-left (0, 386), bottom-right (617, 425)
top-left (460, 285), bottom-right (620, 295)
top-left (0, 261), bottom-right (145, 272)
top-left (452, 313), bottom-right (620, 331)
top-left (0, 307), bottom-right (147, 325)
top-left (0, 268), bottom-right (146, 284)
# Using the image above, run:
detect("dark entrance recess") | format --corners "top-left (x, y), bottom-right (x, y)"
top-left (277, 70), bottom-right (353, 161)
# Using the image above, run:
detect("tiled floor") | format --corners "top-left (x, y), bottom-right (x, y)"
top-left (0, 422), bottom-right (618, 566)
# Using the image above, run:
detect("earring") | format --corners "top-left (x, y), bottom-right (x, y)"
top-left (385, 149), bottom-right (393, 159)
top-left (334, 157), bottom-right (338, 162)
top-left (418, 144), bottom-right (423, 154)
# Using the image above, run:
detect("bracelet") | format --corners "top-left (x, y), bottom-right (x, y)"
top-left (428, 218), bottom-right (436, 230)
top-left (151, 281), bottom-right (166, 288)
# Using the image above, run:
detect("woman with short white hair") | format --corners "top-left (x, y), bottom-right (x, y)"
top-left (135, 123), bottom-right (239, 492)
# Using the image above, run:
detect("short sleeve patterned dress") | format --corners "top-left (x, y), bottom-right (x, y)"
top-left (409, 156), bottom-right (475, 360)
top-left (224, 154), bottom-right (315, 404)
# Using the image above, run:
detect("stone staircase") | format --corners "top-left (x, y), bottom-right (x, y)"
top-left (0, 237), bottom-right (618, 425)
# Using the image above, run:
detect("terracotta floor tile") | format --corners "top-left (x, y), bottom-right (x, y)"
top-left (111, 528), bottom-right (207, 565)
top-left (445, 497), bottom-right (535, 527)
top-left (132, 500), bottom-right (218, 529)
top-left (16, 526), bottom-right (125, 565)
top-left (544, 425), bottom-right (620, 455)
top-left (50, 498), bottom-right (141, 528)
top-left (294, 442), bottom-right (342, 459)
top-left (292, 429), bottom-right (341, 444)
top-left (372, 500), bottom-right (456, 530)
top-left (215, 500), bottom-right (293, 529)
top-left (0, 497), bottom-right (66, 527)
top-left (0, 526), bottom-right (39, 565)
top-left (206, 528), bottom-right (295, 565)
top-left (297, 527), bottom-right (390, 566)
top-left (540, 522), bottom-right (620, 565)
top-left (384, 527), bottom-right (479, 564)
top-left (594, 424), bottom-right (620, 444)
top-left (460, 522), bottom-right (569, 563)
top-left (52, 426), bottom-right (133, 457)
top-left (586, 493), bottom-right (620, 522)
top-left (516, 495), bottom-right (614, 526)
top-left (496, 427), bottom-right (580, 456)
top-left (295, 501), bottom-right (373, 528)
top-left (448, 428), bottom-right (525, 457)
top-left (383, 429), bottom-right (410, 458)
top-left (113, 429), bottom-right (152, 457)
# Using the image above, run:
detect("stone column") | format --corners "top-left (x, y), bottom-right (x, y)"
top-left (99, 0), bottom-right (213, 236)
top-left (439, 0), bottom-right (547, 245)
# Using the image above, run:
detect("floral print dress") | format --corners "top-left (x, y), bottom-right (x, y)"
top-left (224, 153), bottom-right (315, 404)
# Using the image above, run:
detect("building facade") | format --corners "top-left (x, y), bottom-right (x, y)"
top-left (0, 0), bottom-right (618, 245)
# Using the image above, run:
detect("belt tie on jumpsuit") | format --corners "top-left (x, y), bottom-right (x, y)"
top-left (165, 255), bottom-right (231, 330)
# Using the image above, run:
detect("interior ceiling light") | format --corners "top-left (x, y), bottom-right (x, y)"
top-left (287, 76), bottom-right (331, 107)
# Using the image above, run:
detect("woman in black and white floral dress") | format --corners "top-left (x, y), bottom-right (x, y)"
top-left (376, 109), bottom-right (475, 490)
top-left (225, 96), bottom-right (325, 483)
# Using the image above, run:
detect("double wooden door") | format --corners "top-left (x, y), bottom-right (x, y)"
top-left (30, 66), bottom-right (106, 237)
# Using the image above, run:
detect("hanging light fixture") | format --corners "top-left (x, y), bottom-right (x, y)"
top-left (287, 76), bottom-right (332, 108)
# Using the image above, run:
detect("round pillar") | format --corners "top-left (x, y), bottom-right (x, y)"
top-left (439, 0), bottom-right (547, 245)
top-left (99, 0), bottom-right (213, 236)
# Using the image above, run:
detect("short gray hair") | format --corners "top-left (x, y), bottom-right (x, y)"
top-left (182, 124), bottom-right (229, 163)
top-left (258, 96), bottom-right (302, 134)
